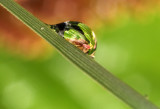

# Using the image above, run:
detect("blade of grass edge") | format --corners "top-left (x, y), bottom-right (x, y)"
top-left (0, 0), bottom-right (159, 109)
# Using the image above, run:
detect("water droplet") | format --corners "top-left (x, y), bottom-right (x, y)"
top-left (47, 21), bottom-right (97, 57)
top-left (41, 27), bottom-right (44, 30)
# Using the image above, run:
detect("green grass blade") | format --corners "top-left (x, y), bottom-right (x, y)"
top-left (0, 0), bottom-right (159, 109)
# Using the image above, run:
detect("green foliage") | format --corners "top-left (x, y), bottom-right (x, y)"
top-left (0, 0), bottom-right (159, 109)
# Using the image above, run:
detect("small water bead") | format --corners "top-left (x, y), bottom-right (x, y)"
top-left (40, 27), bottom-right (44, 30)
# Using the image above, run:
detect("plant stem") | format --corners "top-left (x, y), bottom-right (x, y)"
top-left (0, 0), bottom-right (159, 109)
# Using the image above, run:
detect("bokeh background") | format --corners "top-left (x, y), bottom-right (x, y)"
top-left (0, 0), bottom-right (160, 109)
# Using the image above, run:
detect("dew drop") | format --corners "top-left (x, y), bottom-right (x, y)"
top-left (40, 27), bottom-right (44, 30)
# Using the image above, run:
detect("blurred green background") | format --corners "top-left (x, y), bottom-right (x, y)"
top-left (0, 0), bottom-right (160, 109)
